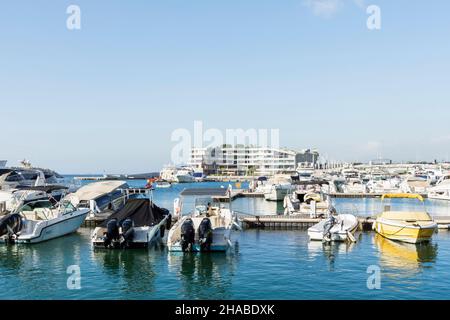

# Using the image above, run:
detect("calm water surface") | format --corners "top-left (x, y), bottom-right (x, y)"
top-left (1, 180), bottom-right (450, 300)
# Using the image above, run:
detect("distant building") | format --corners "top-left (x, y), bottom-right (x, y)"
top-left (188, 146), bottom-right (319, 176)
top-left (0, 160), bottom-right (6, 168)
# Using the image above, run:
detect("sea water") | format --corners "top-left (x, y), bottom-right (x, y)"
top-left (1, 180), bottom-right (450, 300)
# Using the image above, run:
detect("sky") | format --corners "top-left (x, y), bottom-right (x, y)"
top-left (1, 0), bottom-right (450, 173)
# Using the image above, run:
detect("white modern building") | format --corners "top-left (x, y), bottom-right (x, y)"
top-left (188, 146), bottom-right (319, 176)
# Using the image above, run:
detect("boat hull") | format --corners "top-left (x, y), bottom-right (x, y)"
top-left (374, 219), bottom-right (437, 244)
top-left (14, 210), bottom-right (89, 244)
top-left (168, 227), bottom-right (232, 252)
top-left (308, 214), bottom-right (359, 242)
top-left (92, 222), bottom-right (166, 249)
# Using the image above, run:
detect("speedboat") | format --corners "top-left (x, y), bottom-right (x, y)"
top-left (262, 175), bottom-right (293, 201)
top-left (91, 198), bottom-right (171, 249)
top-left (428, 174), bottom-right (450, 201)
top-left (373, 194), bottom-right (437, 244)
top-left (0, 185), bottom-right (68, 214)
top-left (175, 168), bottom-right (196, 183)
top-left (341, 179), bottom-right (368, 194)
top-left (308, 214), bottom-right (359, 242)
top-left (167, 188), bottom-right (239, 252)
top-left (155, 181), bottom-right (172, 189)
top-left (0, 160), bottom-right (64, 190)
top-left (0, 198), bottom-right (89, 244)
top-left (284, 181), bottom-right (333, 217)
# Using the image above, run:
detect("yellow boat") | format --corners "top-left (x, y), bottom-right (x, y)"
top-left (373, 194), bottom-right (437, 244)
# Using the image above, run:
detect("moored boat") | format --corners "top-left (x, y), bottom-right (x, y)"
top-left (373, 194), bottom-right (437, 244)
top-left (0, 198), bottom-right (89, 244)
top-left (308, 214), bottom-right (358, 242)
top-left (167, 188), bottom-right (239, 252)
top-left (91, 198), bottom-right (171, 249)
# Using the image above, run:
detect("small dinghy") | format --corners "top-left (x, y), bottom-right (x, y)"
top-left (308, 214), bottom-right (358, 242)
top-left (92, 198), bottom-right (171, 249)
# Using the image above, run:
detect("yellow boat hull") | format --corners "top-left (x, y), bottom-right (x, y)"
top-left (374, 219), bottom-right (436, 244)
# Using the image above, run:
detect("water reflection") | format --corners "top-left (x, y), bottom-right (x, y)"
top-left (374, 234), bottom-right (438, 276)
top-left (167, 252), bottom-right (236, 299)
top-left (92, 248), bottom-right (157, 295)
top-left (307, 240), bottom-right (356, 271)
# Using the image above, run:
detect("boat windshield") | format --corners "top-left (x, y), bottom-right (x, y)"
top-left (60, 200), bottom-right (77, 214)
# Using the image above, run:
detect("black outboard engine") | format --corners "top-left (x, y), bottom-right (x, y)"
top-left (0, 214), bottom-right (23, 242)
top-left (104, 218), bottom-right (119, 248)
top-left (120, 218), bottom-right (134, 248)
top-left (322, 215), bottom-right (337, 242)
top-left (198, 218), bottom-right (213, 252)
top-left (180, 218), bottom-right (195, 252)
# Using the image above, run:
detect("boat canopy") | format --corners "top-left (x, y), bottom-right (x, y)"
top-left (381, 193), bottom-right (424, 202)
top-left (100, 198), bottom-right (169, 228)
top-left (180, 188), bottom-right (229, 197)
top-left (72, 181), bottom-right (128, 201)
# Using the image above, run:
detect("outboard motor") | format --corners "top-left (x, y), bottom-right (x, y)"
top-left (198, 218), bottom-right (213, 252)
top-left (104, 218), bottom-right (119, 248)
top-left (120, 218), bottom-right (134, 248)
top-left (180, 218), bottom-right (195, 252)
top-left (322, 215), bottom-right (337, 242)
top-left (0, 214), bottom-right (23, 242)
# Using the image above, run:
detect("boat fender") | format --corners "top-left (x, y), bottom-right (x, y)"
top-left (180, 218), bottom-right (195, 252)
top-left (198, 218), bottom-right (213, 252)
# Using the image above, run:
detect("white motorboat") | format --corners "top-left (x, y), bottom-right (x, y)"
top-left (155, 181), bottom-right (172, 189)
top-left (91, 198), bottom-right (171, 249)
top-left (160, 165), bottom-right (178, 183)
top-left (284, 181), bottom-right (334, 217)
top-left (0, 160), bottom-right (64, 191)
top-left (175, 167), bottom-right (196, 183)
top-left (0, 198), bottom-right (89, 244)
top-left (400, 176), bottom-right (430, 194)
top-left (0, 185), bottom-right (68, 213)
top-left (428, 174), bottom-right (450, 201)
top-left (167, 188), bottom-right (239, 252)
top-left (341, 179), bottom-right (368, 194)
top-left (263, 175), bottom-right (294, 201)
top-left (367, 178), bottom-right (401, 194)
top-left (308, 214), bottom-right (359, 242)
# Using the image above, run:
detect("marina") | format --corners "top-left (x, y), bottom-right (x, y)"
top-left (2, 170), bottom-right (450, 299)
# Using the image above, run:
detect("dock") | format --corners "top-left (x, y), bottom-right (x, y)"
top-left (329, 193), bottom-right (429, 199)
top-left (213, 190), bottom-right (265, 202)
top-left (238, 214), bottom-right (450, 230)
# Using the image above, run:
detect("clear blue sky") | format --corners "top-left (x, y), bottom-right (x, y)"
top-left (1, 1), bottom-right (450, 173)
